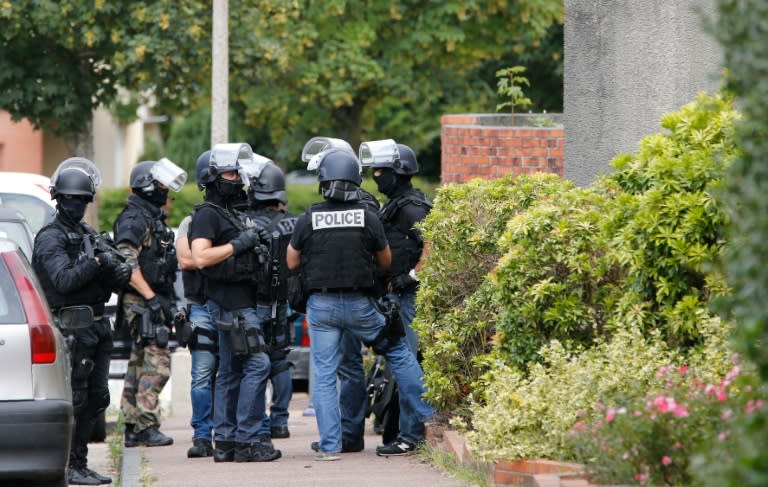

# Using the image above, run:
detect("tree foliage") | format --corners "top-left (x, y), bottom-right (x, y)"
top-left (230, 0), bottom-right (563, 165)
top-left (0, 0), bottom-right (211, 140)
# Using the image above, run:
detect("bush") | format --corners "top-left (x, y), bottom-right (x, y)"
top-left (570, 344), bottom-right (757, 486)
top-left (415, 173), bottom-right (571, 416)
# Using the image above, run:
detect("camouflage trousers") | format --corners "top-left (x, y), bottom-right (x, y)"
top-left (120, 293), bottom-right (171, 432)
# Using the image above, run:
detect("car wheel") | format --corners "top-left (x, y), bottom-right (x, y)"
top-left (90, 410), bottom-right (107, 443)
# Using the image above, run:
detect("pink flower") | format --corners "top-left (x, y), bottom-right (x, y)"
top-left (721, 409), bottom-right (733, 421)
top-left (662, 456), bottom-right (672, 466)
top-left (571, 420), bottom-right (587, 433)
top-left (673, 442), bottom-right (682, 449)
top-left (605, 408), bottom-right (616, 423)
top-left (717, 390), bottom-right (728, 402)
top-left (672, 404), bottom-right (689, 417)
top-left (745, 399), bottom-right (766, 414)
top-left (622, 452), bottom-right (630, 460)
top-left (677, 364), bottom-right (689, 376)
top-left (635, 472), bottom-right (649, 483)
top-left (718, 431), bottom-right (730, 441)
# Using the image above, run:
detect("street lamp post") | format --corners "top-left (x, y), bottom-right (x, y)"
top-left (211, 0), bottom-right (228, 146)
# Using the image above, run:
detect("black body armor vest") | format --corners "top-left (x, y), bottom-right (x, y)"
top-left (34, 219), bottom-right (110, 313)
top-left (246, 208), bottom-right (296, 301)
top-left (114, 196), bottom-right (177, 296)
top-left (379, 189), bottom-right (432, 277)
top-left (302, 201), bottom-right (376, 291)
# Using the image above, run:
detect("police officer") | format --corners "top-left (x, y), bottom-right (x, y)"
top-left (175, 151), bottom-right (219, 458)
top-left (370, 142), bottom-right (433, 455)
top-left (33, 158), bottom-right (132, 485)
top-left (189, 143), bottom-right (281, 463)
top-left (242, 159), bottom-right (297, 440)
top-left (286, 148), bottom-right (434, 461)
top-left (114, 158), bottom-right (187, 447)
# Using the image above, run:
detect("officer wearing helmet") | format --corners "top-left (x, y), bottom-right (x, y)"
top-left (174, 150), bottom-right (219, 459)
top-left (286, 148), bottom-right (434, 461)
top-left (113, 158), bottom-right (187, 448)
top-left (33, 157), bottom-right (132, 485)
top-left (188, 143), bottom-right (281, 463)
top-left (241, 157), bottom-right (297, 441)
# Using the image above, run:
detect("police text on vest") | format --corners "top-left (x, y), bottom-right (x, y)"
top-left (312, 209), bottom-right (365, 230)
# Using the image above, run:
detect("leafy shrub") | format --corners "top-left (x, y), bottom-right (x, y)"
top-left (570, 345), bottom-right (758, 486)
top-left (607, 93), bottom-right (737, 346)
top-left (492, 186), bottom-right (622, 368)
top-left (415, 174), bottom-right (571, 415)
top-left (468, 315), bottom-right (734, 464)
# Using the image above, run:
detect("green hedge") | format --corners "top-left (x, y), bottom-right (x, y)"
top-left (416, 93), bottom-right (739, 450)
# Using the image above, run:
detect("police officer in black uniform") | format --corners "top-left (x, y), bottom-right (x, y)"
top-left (370, 142), bottom-right (433, 455)
top-left (33, 158), bottom-right (132, 485)
top-left (287, 149), bottom-right (434, 460)
top-left (114, 158), bottom-right (187, 448)
top-left (189, 143), bottom-right (281, 463)
top-left (242, 159), bottom-right (297, 439)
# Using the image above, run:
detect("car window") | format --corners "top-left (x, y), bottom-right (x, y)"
top-left (0, 258), bottom-right (25, 324)
top-left (0, 221), bottom-right (34, 261)
top-left (0, 193), bottom-right (56, 234)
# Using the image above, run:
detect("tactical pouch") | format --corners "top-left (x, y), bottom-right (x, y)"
top-left (220, 315), bottom-right (262, 356)
top-left (380, 296), bottom-right (405, 340)
top-left (139, 315), bottom-right (156, 340)
top-left (156, 325), bottom-right (170, 348)
top-left (178, 321), bottom-right (194, 348)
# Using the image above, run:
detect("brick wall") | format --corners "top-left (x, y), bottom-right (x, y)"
top-left (440, 113), bottom-right (564, 184)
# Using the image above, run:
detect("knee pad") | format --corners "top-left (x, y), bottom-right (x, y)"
top-left (72, 389), bottom-right (88, 415)
top-left (89, 389), bottom-right (110, 414)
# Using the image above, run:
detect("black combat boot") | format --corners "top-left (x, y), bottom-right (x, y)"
top-left (67, 467), bottom-right (101, 485)
top-left (234, 441), bottom-right (282, 462)
top-left (213, 440), bottom-right (236, 462)
top-left (270, 425), bottom-right (290, 439)
top-left (137, 426), bottom-right (174, 447)
top-left (124, 423), bottom-right (140, 448)
top-left (187, 438), bottom-right (214, 458)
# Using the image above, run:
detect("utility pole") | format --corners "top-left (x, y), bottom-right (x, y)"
top-left (211, 0), bottom-right (228, 146)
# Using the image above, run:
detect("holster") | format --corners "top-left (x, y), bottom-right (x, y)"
top-left (216, 314), bottom-right (262, 356)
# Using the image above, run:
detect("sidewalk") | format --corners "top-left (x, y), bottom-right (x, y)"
top-left (117, 392), bottom-right (468, 487)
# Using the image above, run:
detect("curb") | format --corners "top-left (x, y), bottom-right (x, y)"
top-left (120, 446), bottom-right (142, 487)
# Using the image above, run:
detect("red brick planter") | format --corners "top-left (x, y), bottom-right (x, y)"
top-left (440, 113), bottom-right (564, 184)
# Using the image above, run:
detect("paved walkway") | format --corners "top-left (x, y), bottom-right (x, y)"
top-left (111, 392), bottom-right (468, 487)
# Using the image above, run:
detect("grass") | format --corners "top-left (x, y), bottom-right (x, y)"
top-left (418, 442), bottom-right (489, 486)
top-left (107, 412), bottom-right (124, 485)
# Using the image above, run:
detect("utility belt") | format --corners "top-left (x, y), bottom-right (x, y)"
top-left (311, 287), bottom-right (366, 294)
top-left (215, 313), bottom-right (264, 357)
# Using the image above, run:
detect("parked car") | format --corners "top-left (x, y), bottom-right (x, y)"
top-left (0, 206), bottom-right (35, 261)
top-left (287, 309), bottom-right (310, 383)
top-left (0, 238), bottom-right (73, 487)
top-left (0, 172), bottom-right (57, 235)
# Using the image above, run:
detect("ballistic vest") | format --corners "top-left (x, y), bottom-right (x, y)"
top-left (302, 201), bottom-right (376, 291)
top-left (379, 189), bottom-right (432, 277)
top-left (246, 208), bottom-right (296, 301)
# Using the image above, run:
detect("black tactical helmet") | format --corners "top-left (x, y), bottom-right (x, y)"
top-left (371, 143), bottom-right (419, 176)
top-left (249, 163), bottom-right (287, 204)
top-left (195, 150), bottom-right (212, 190)
top-left (317, 149), bottom-right (363, 186)
top-left (129, 161), bottom-right (158, 190)
top-left (50, 157), bottom-right (100, 201)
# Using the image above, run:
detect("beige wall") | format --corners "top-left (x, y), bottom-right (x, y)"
top-left (0, 113), bottom-right (44, 173)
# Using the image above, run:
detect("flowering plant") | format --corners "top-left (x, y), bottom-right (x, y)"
top-left (570, 356), bottom-right (763, 486)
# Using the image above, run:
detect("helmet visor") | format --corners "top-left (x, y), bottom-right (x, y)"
top-left (151, 158), bottom-right (188, 192)
top-left (359, 139), bottom-right (399, 166)
top-left (211, 143), bottom-right (254, 175)
top-left (51, 157), bottom-right (102, 190)
top-left (302, 137), bottom-right (354, 169)
top-left (240, 153), bottom-right (273, 187)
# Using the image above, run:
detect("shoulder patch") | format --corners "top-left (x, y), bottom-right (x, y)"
top-left (312, 209), bottom-right (365, 230)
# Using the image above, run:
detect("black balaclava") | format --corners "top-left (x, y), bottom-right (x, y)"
top-left (214, 177), bottom-right (244, 199)
top-left (148, 187), bottom-right (169, 206)
top-left (57, 198), bottom-right (88, 223)
top-left (373, 168), bottom-right (399, 196)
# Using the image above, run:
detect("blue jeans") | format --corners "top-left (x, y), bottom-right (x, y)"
top-left (307, 291), bottom-right (434, 454)
top-left (338, 332), bottom-right (366, 442)
top-left (390, 289), bottom-right (424, 444)
top-left (255, 303), bottom-right (292, 434)
top-left (188, 303), bottom-right (217, 441)
top-left (207, 300), bottom-right (270, 444)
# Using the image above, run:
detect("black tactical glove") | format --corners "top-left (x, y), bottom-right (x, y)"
top-left (146, 296), bottom-right (164, 324)
top-left (96, 251), bottom-right (118, 269)
top-left (230, 228), bottom-right (262, 256)
top-left (156, 295), bottom-right (175, 324)
top-left (112, 262), bottom-right (132, 288)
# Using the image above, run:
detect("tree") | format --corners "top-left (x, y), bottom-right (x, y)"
top-left (0, 1), bottom-right (211, 151)
top-left (229, 0), bottom-right (563, 168)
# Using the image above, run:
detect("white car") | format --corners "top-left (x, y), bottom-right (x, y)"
top-left (0, 172), bottom-right (57, 235)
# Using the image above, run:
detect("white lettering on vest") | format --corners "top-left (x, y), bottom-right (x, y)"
top-left (312, 209), bottom-right (365, 230)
